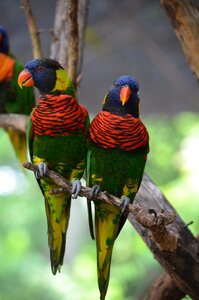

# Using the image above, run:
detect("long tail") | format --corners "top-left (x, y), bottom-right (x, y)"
top-left (97, 246), bottom-right (113, 300)
top-left (6, 128), bottom-right (27, 165)
top-left (43, 184), bottom-right (71, 275)
top-left (95, 202), bottom-right (121, 300)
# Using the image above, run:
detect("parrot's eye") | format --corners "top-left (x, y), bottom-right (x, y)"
top-left (37, 66), bottom-right (44, 72)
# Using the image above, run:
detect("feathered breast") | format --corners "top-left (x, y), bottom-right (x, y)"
top-left (89, 111), bottom-right (149, 151)
top-left (32, 94), bottom-right (88, 136)
top-left (0, 53), bottom-right (14, 82)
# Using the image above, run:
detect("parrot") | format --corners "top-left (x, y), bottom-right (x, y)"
top-left (18, 58), bottom-right (89, 274)
top-left (87, 75), bottom-right (149, 300)
top-left (0, 25), bottom-right (35, 165)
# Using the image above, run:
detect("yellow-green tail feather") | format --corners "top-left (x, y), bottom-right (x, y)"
top-left (41, 178), bottom-right (71, 275)
top-left (95, 202), bottom-right (121, 300)
top-left (45, 198), bottom-right (71, 274)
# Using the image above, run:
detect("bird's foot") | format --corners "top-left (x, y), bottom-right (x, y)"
top-left (90, 185), bottom-right (101, 199)
top-left (35, 162), bottom-right (48, 179)
top-left (120, 196), bottom-right (130, 216)
top-left (71, 179), bottom-right (82, 199)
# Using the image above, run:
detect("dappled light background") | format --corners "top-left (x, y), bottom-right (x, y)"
top-left (0, 0), bottom-right (199, 299)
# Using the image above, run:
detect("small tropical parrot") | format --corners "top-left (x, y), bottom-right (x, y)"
top-left (87, 75), bottom-right (149, 300)
top-left (18, 58), bottom-right (89, 274)
top-left (0, 25), bottom-right (35, 165)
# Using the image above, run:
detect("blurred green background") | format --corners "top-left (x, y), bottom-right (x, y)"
top-left (1, 0), bottom-right (199, 299)
top-left (0, 112), bottom-right (198, 300)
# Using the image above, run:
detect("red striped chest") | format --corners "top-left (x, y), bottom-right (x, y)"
top-left (89, 111), bottom-right (149, 151)
top-left (32, 94), bottom-right (87, 136)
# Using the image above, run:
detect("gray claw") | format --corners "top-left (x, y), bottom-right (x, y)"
top-left (90, 185), bottom-right (101, 199)
top-left (120, 196), bottom-right (130, 216)
top-left (71, 179), bottom-right (82, 199)
top-left (35, 162), bottom-right (48, 179)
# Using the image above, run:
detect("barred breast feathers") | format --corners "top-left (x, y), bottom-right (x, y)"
top-left (89, 111), bottom-right (149, 151)
top-left (32, 94), bottom-right (88, 136)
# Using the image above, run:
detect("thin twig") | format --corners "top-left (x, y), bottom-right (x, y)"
top-left (67, 0), bottom-right (79, 88)
top-left (23, 161), bottom-right (126, 209)
top-left (21, 0), bottom-right (43, 58)
top-left (23, 161), bottom-right (176, 229)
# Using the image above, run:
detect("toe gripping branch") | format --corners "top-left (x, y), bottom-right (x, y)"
top-left (35, 162), bottom-right (48, 179)
top-left (71, 179), bottom-right (82, 199)
top-left (24, 161), bottom-right (177, 252)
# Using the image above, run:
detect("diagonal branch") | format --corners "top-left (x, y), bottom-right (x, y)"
top-left (23, 161), bottom-right (199, 298)
top-left (1, 113), bottom-right (199, 298)
top-left (21, 0), bottom-right (43, 58)
top-left (0, 113), bottom-right (28, 133)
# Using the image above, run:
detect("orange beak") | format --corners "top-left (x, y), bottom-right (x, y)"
top-left (120, 85), bottom-right (131, 105)
top-left (18, 69), bottom-right (34, 89)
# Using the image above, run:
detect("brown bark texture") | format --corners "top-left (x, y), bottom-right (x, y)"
top-left (67, 0), bottom-right (79, 88)
top-left (161, 0), bottom-right (199, 81)
top-left (129, 174), bottom-right (199, 299)
top-left (146, 272), bottom-right (186, 300)
top-left (23, 162), bottom-right (199, 299)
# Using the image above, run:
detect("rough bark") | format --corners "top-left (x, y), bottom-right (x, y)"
top-left (129, 174), bottom-right (199, 299)
top-left (160, 0), bottom-right (199, 81)
top-left (67, 0), bottom-right (79, 88)
top-left (146, 272), bottom-right (186, 300)
top-left (23, 162), bottom-right (199, 299)
top-left (50, 0), bottom-right (88, 86)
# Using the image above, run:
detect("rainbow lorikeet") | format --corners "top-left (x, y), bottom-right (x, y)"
top-left (0, 26), bottom-right (35, 165)
top-left (18, 58), bottom-right (89, 274)
top-left (87, 75), bottom-right (149, 300)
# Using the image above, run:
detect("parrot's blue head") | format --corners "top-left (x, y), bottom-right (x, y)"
top-left (102, 75), bottom-right (140, 117)
top-left (0, 26), bottom-right (9, 54)
top-left (18, 58), bottom-right (74, 95)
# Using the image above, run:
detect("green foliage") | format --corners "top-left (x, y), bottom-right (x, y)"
top-left (0, 112), bottom-right (198, 299)
top-left (145, 112), bottom-right (199, 235)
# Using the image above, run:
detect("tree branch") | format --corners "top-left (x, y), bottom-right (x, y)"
top-left (129, 175), bottom-right (199, 299)
top-left (50, 0), bottom-right (88, 87)
top-left (146, 272), bottom-right (186, 300)
top-left (50, 0), bottom-right (68, 66)
top-left (67, 0), bottom-right (79, 88)
top-left (23, 161), bottom-right (199, 298)
top-left (160, 0), bottom-right (199, 81)
top-left (77, 0), bottom-right (89, 76)
top-left (21, 0), bottom-right (43, 58)
top-left (0, 114), bottom-right (28, 133)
